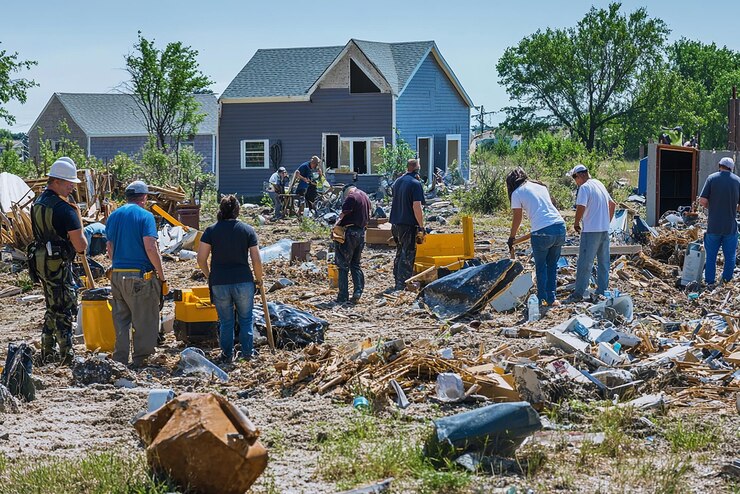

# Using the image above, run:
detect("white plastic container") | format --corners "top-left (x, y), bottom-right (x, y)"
top-left (527, 294), bottom-right (540, 322)
top-left (179, 347), bottom-right (229, 382)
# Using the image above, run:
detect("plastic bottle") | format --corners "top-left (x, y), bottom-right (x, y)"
top-left (179, 348), bottom-right (229, 382)
top-left (527, 294), bottom-right (540, 322)
top-left (613, 342), bottom-right (622, 354)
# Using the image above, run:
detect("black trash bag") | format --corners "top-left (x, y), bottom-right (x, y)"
top-left (425, 401), bottom-right (541, 465)
top-left (419, 259), bottom-right (523, 320)
top-left (1, 342), bottom-right (35, 401)
top-left (253, 302), bottom-right (328, 349)
top-left (81, 286), bottom-right (112, 301)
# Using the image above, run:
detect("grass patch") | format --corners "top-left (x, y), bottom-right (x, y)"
top-left (317, 414), bottom-right (470, 493)
top-left (652, 458), bottom-right (692, 494)
top-left (299, 217), bottom-right (330, 238)
top-left (0, 451), bottom-right (178, 494)
top-left (659, 417), bottom-right (721, 453)
top-left (14, 272), bottom-right (34, 292)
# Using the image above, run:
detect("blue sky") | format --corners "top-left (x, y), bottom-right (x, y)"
top-left (3, 0), bottom-right (739, 133)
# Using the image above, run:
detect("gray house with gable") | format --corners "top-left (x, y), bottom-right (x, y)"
top-left (28, 93), bottom-right (218, 170)
top-left (218, 39), bottom-right (473, 197)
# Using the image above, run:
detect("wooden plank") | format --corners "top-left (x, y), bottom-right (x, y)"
top-left (560, 244), bottom-right (643, 256)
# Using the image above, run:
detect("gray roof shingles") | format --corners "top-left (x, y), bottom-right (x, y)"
top-left (221, 40), bottom-right (436, 100)
top-left (55, 93), bottom-right (218, 136)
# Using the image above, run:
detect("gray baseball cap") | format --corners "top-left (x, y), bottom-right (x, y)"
top-left (125, 180), bottom-right (149, 195)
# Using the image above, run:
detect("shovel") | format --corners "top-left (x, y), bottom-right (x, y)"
top-left (258, 280), bottom-right (276, 350)
top-left (509, 233), bottom-right (531, 259)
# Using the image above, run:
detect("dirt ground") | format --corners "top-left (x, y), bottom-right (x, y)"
top-left (0, 211), bottom-right (739, 494)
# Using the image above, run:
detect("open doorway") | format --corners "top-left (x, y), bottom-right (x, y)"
top-left (352, 141), bottom-right (367, 174)
top-left (446, 134), bottom-right (461, 170)
top-left (324, 134), bottom-right (339, 169)
top-left (656, 145), bottom-right (697, 217)
top-left (417, 137), bottom-right (433, 181)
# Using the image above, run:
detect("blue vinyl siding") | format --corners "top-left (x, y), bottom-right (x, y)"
top-left (396, 54), bottom-right (470, 173)
top-left (218, 88), bottom-right (393, 198)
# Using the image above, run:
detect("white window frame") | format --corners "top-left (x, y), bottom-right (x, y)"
top-left (240, 139), bottom-right (269, 169)
top-left (417, 136), bottom-right (434, 180)
top-left (446, 134), bottom-right (461, 168)
top-left (339, 136), bottom-right (386, 173)
top-left (178, 139), bottom-right (195, 152)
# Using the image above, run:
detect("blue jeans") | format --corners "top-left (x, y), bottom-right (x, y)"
top-left (573, 231), bottom-right (610, 297)
top-left (210, 282), bottom-right (255, 359)
top-left (530, 222), bottom-right (566, 304)
top-left (704, 233), bottom-right (738, 284)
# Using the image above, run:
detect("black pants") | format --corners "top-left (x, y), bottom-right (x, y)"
top-left (392, 224), bottom-right (418, 290)
top-left (297, 185), bottom-right (318, 208)
top-left (335, 227), bottom-right (365, 301)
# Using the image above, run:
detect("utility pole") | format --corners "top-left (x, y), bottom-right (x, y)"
top-left (472, 106), bottom-right (496, 134)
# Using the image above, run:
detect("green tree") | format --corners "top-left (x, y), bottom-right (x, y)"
top-left (123, 32), bottom-right (213, 151)
top-left (0, 43), bottom-right (37, 126)
top-left (376, 132), bottom-right (416, 176)
top-left (497, 3), bottom-right (669, 150)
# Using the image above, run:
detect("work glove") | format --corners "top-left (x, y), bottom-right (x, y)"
top-left (415, 228), bottom-right (426, 245)
top-left (506, 237), bottom-right (515, 250)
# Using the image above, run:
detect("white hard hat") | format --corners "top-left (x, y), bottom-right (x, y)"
top-left (48, 157), bottom-right (81, 183)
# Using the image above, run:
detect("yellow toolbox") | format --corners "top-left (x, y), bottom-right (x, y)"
top-left (413, 216), bottom-right (475, 273)
top-left (173, 286), bottom-right (219, 344)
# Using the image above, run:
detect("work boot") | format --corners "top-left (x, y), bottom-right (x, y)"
top-left (39, 334), bottom-right (57, 365)
top-left (58, 347), bottom-right (75, 366)
top-left (350, 291), bottom-right (362, 304)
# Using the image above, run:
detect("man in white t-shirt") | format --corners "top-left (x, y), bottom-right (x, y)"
top-left (566, 164), bottom-right (616, 302)
top-left (267, 167), bottom-right (289, 220)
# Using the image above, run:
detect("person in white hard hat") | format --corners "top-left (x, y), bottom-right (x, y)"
top-left (698, 157), bottom-right (740, 286)
top-left (106, 180), bottom-right (165, 368)
top-left (28, 157), bottom-right (88, 364)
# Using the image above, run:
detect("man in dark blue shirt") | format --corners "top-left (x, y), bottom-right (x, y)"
top-left (389, 159), bottom-right (425, 290)
top-left (293, 155), bottom-right (322, 215)
top-left (699, 157), bottom-right (740, 285)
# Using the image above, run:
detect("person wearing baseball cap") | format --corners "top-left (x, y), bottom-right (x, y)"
top-left (267, 166), bottom-right (290, 220)
top-left (566, 164), bottom-right (616, 303)
top-left (293, 155), bottom-right (323, 215)
top-left (106, 179), bottom-right (165, 368)
top-left (698, 156), bottom-right (740, 287)
top-left (28, 157), bottom-right (88, 364)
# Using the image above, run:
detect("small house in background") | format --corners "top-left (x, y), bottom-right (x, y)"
top-left (218, 39), bottom-right (473, 198)
top-left (28, 93), bottom-right (218, 170)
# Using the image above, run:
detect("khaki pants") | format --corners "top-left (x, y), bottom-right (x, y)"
top-left (110, 271), bottom-right (161, 365)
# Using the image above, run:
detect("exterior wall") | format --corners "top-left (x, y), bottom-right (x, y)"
top-left (29, 96), bottom-right (88, 162)
top-left (396, 54), bottom-right (471, 173)
top-left (218, 88), bottom-right (393, 198)
top-left (90, 134), bottom-right (215, 171)
top-left (318, 45), bottom-right (391, 93)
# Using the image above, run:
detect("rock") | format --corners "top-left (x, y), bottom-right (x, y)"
top-left (0, 384), bottom-right (20, 413)
top-left (315, 250), bottom-right (328, 261)
top-left (71, 356), bottom-right (134, 386)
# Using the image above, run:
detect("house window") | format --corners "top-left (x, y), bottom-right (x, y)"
top-left (240, 139), bottom-right (269, 169)
top-left (350, 60), bottom-right (380, 94)
top-left (446, 134), bottom-right (461, 169)
top-left (338, 137), bottom-right (385, 174)
top-left (178, 139), bottom-right (195, 152)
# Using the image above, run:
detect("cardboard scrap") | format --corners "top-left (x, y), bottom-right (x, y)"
top-left (134, 393), bottom-right (267, 494)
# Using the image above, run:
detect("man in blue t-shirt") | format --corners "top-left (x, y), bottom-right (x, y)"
top-left (389, 159), bottom-right (425, 290)
top-left (699, 157), bottom-right (740, 285)
top-left (106, 181), bottom-right (165, 367)
top-left (292, 155), bottom-right (322, 215)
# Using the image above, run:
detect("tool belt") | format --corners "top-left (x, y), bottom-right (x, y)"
top-left (331, 225), bottom-right (347, 244)
top-left (27, 240), bottom-right (75, 284)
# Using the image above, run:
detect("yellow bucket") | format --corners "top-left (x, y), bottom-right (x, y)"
top-left (328, 264), bottom-right (338, 288)
top-left (82, 299), bottom-right (116, 353)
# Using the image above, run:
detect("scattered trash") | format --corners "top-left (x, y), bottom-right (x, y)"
top-left (490, 272), bottom-right (533, 312)
top-left (1, 342), bottom-right (35, 401)
top-left (353, 396), bottom-right (370, 411)
top-left (148, 389), bottom-right (175, 412)
top-left (527, 294), bottom-right (540, 322)
top-left (134, 393), bottom-right (267, 494)
top-left (253, 303), bottom-right (328, 349)
top-left (337, 478), bottom-right (393, 494)
top-left (436, 372), bottom-right (465, 402)
top-left (179, 348), bottom-right (229, 382)
top-left (71, 355), bottom-right (133, 386)
top-left (419, 259), bottom-right (524, 320)
top-left (177, 249), bottom-right (197, 260)
top-left (0, 383), bottom-right (21, 413)
top-left (268, 277), bottom-right (295, 293)
top-left (388, 379), bottom-right (410, 409)
top-left (425, 402), bottom-right (542, 465)
top-left (259, 238), bottom-right (293, 263)
top-left (113, 378), bottom-right (136, 389)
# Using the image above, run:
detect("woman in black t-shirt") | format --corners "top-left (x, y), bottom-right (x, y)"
top-left (197, 195), bottom-right (264, 361)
